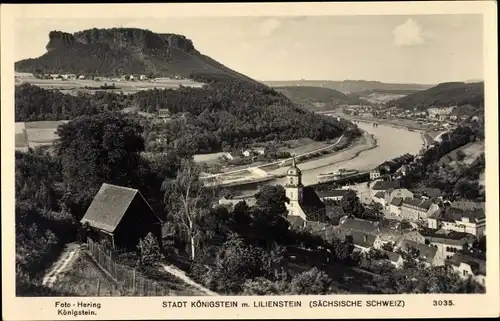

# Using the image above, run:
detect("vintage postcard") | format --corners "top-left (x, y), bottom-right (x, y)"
top-left (1, 1), bottom-right (498, 320)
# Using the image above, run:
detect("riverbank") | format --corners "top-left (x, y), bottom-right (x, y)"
top-left (270, 133), bottom-right (378, 185)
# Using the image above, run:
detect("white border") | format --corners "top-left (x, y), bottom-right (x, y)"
top-left (1, 2), bottom-right (498, 320)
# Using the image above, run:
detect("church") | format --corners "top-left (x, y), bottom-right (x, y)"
top-left (284, 157), bottom-right (327, 222)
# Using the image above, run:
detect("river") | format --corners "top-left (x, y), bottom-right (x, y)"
top-left (271, 122), bottom-right (424, 186)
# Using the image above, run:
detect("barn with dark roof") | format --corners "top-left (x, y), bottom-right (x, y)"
top-left (81, 183), bottom-right (163, 249)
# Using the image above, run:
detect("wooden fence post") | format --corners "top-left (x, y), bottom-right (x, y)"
top-left (132, 269), bottom-right (136, 292)
top-left (97, 279), bottom-right (101, 296)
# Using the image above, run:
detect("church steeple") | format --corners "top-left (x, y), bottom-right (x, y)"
top-left (286, 155), bottom-right (303, 187)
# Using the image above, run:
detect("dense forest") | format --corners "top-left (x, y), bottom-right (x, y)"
top-left (404, 125), bottom-right (485, 201)
top-left (389, 82), bottom-right (485, 110)
top-left (16, 78), bottom-right (355, 154)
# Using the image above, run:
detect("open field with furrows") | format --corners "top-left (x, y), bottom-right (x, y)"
top-left (15, 77), bottom-right (205, 94)
top-left (15, 120), bottom-right (68, 150)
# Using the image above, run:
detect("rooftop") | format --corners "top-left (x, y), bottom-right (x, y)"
top-left (317, 189), bottom-right (350, 198)
top-left (397, 239), bottom-right (438, 264)
top-left (80, 183), bottom-right (160, 233)
top-left (451, 252), bottom-right (486, 276)
top-left (401, 198), bottom-right (433, 211)
top-left (390, 197), bottom-right (403, 207)
top-left (372, 179), bottom-right (402, 191)
top-left (339, 218), bottom-right (379, 234)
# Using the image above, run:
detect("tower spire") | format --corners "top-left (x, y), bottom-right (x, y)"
top-left (292, 154), bottom-right (297, 167)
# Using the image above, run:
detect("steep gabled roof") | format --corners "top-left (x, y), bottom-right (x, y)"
top-left (390, 197), bottom-right (403, 207)
top-left (81, 183), bottom-right (160, 233)
top-left (374, 191), bottom-right (385, 199)
top-left (299, 186), bottom-right (326, 220)
top-left (384, 250), bottom-right (403, 263)
top-left (287, 215), bottom-right (306, 229)
top-left (348, 230), bottom-right (377, 249)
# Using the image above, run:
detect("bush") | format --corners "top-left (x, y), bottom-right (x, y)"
top-left (242, 277), bottom-right (290, 295)
top-left (290, 267), bottom-right (332, 295)
top-left (137, 233), bottom-right (163, 266)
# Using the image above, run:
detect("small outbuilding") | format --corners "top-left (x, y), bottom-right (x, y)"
top-left (80, 183), bottom-right (163, 249)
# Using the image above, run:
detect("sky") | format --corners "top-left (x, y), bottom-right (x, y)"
top-left (14, 14), bottom-right (484, 84)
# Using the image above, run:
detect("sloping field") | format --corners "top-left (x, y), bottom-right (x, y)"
top-left (16, 78), bottom-right (204, 93)
top-left (51, 251), bottom-right (122, 296)
top-left (15, 121), bottom-right (68, 148)
top-left (194, 152), bottom-right (229, 163)
top-left (437, 142), bottom-right (485, 168)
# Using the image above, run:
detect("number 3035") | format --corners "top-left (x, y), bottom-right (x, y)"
top-left (433, 300), bottom-right (454, 306)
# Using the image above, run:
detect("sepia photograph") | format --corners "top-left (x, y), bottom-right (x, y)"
top-left (2, 1), bottom-right (498, 320)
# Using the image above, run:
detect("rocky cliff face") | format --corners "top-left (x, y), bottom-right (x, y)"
top-left (46, 31), bottom-right (80, 52)
top-left (70, 28), bottom-right (196, 53)
top-left (45, 28), bottom-right (197, 54)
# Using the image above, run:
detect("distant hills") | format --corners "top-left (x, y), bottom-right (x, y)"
top-left (388, 82), bottom-right (485, 110)
top-left (15, 28), bottom-right (257, 83)
top-left (262, 80), bottom-right (433, 94)
top-left (273, 86), bottom-right (365, 111)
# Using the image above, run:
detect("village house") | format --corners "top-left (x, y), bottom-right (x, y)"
top-left (285, 158), bottom-right (327, 222)
top-left (140, 75), bottom-right (147, 81)
top-left (317, 189), bottom-right (350, 202)
top-left (424, 232), bottom-right (476, 263)
top-left (395, 239), bottom-right (442, 267)
top-left (397, 230), bottom-right (427, 244)
top-left (80, 183), bottom-right (163, 250)
top-left (382, 188), bottom-right (414, 209)
top-left (388, 197), bottom-right (404, 217)
top-left (439, 206), bottom-right (485, 237)
top-left (372, 191), bottom-right (386, 207)
top-left (400, 198), bottom-right (441, 222)
top-left (242, 148), bottom-right (266, 157)
top-left (427, 211), bottom-right (441, 229)
top-left (370, 179), bottom-right (402, 198)
top-left (369, 169), bottom-right (382, 180)
top-left (218, 195), bottom-right (257, 209)
top-left (450, 251), bottom-right (486, 286)
top-left (382, 250), bottom-right (405, 269)
top-left (78, 75), bottom-right (86, 80)
top-left (158, 108), bottom-right (171, 119)
top-left (335, 229), bottom-right (381, 253)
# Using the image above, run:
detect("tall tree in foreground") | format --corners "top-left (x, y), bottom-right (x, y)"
top-left (161, 159), bottom-right (211, 260)
top-left (55, 113), bottom-right (145, 217)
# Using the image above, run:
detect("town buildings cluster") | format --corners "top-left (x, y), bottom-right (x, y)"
top-left (219, 157), bottom-right (486, 286)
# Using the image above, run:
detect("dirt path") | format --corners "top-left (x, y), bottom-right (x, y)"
top-left (42, 243), bottom-right (82, 288)
top-left (161, 264), bottom-right (219, 296)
